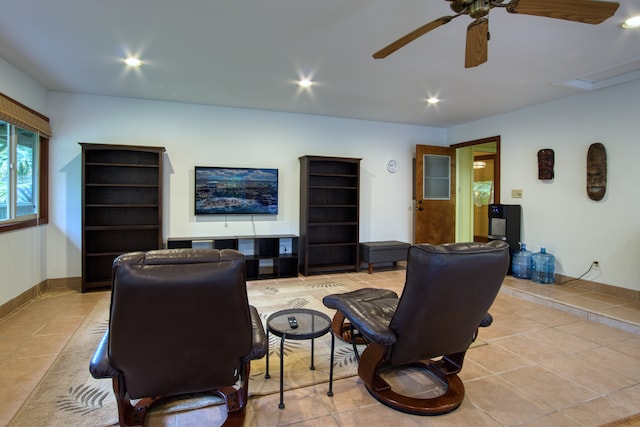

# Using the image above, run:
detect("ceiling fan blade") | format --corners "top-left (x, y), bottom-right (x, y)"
top-left (506, 0), bottom-right (619, 24)
top-left (373, 15), bottom-right (458, 59)
top-left (465, 18), bottom-right (488, 68)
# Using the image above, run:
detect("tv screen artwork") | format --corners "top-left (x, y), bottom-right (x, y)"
top-left (195, 166), bottom-right (278, 215)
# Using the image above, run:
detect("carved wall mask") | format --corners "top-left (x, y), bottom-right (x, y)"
top-left (537, 149), bottom-right (554, 180)
top-left (587, 143), bottom-right (607, 201)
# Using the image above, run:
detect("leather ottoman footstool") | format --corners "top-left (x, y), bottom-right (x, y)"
top-left (323, 288), bottom-right (399, 344)
top-left (360, 241), bottom-right (410, 274)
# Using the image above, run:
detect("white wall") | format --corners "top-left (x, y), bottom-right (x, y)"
top-left (450, 78), bottom-right (640, 291)
top-left (0, 57), bottom-right (49, 305)
top-left (45, 92), bottom-right (446, 282)
top-left (0, 57), bottom-right (48, 112)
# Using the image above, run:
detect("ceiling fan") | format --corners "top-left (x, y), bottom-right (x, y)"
top-left (373, 0), bottom-right (620, 68)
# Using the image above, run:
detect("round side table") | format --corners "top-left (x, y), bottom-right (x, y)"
top-left (265, 308), bottom-right (335, 409)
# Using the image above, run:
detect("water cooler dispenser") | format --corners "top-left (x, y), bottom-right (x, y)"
top-left (488, 204), bottom-right (521, 274)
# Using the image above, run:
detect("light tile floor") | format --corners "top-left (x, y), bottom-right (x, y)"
top-left (1, 270), bottom-right (639, 426)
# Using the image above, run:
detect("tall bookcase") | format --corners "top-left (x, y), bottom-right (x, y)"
top-left (299, 155), bottom-right (361, 275)
top-left (81, 143), bottom-right (165, 291)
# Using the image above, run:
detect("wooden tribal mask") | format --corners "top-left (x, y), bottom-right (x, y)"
top-left (587, 143), bottom-right (607, 201)
top-left (537, 149), bottom-right (554, 180)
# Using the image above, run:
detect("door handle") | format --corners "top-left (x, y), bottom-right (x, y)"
top-left (416, 200), bottom-right (424, 211)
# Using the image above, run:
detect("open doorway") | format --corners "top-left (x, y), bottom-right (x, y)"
top-left (454, 136), bottom-right (500, 243)
top-left (413, 136), bottom-right (500, 245)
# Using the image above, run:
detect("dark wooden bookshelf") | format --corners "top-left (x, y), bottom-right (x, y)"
top-left (80, 143), bottom-right (165, 291)
top-left (299, 155), bottom-right (360, 275)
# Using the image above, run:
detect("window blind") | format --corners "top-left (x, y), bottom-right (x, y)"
top-left (0, 92), bottom-right (51, 137)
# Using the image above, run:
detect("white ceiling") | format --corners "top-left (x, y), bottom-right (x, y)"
top-left (1, 0), bottom-right (639, 127)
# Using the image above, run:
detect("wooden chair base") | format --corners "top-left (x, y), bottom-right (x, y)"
top-left (113, 362), bottom-right (251, 427)
top-left (357, 343), bottom-right (465, 416)
top-left (330, 311), bottom-right (368, 345)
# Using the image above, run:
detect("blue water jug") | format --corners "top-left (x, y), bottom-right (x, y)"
top-left (512, 243), bottom-right (532, 279)
top-left (531, 247), bottom-right (555, 284)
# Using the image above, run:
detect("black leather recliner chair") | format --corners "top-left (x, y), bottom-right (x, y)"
top-left (89, 249), bottom-right (268, 427)
top-left (323, 241), bottom-right (509, 415)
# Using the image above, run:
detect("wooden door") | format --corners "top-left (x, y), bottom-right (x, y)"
top-left (415, 145), bottom-right (456, 244)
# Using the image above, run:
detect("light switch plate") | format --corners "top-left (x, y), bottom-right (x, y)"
top-left (512, 189), bottom-right (523, 199)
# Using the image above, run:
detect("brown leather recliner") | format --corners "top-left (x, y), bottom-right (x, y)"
top-left (323, 241), bottom-right (509, 415)
top-left (89, 249), bottom-right (268, 427)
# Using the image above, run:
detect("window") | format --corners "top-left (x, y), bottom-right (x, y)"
top-left (0, 93), bottom-right (50, 232)
top-left (423, 154), bottom-right (450, 200)
top-left (1, 121), bottom-right (39, 220)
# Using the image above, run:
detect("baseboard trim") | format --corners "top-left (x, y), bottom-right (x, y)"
top-left (0, 280), bottom-right (49, 320)
top-left (0, 276), bottom-right (82, 320)
top-left (48, 276), bottom-right (82, 291)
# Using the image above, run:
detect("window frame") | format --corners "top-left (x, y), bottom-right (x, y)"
top-left (0, 92), bottom-right (49, 233)
top-left (0, 129), bottom-right (49, 234)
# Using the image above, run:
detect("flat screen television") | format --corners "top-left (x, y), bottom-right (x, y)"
top-left (195, 166), bottom-right (278, 215)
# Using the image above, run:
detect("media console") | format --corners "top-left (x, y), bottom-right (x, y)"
top-left (167, 235), bottom-right (298, 280)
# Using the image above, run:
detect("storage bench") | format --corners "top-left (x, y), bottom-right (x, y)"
top-left (359, 241), bottom-right (411, 274)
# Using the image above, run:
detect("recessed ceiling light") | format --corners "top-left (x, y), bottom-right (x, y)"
top-left (298, 79), bottom-right (313, 88)
top-left (124, 57), bottom-right (143, 67)
top-left (622, 15), bottom-right (640, 28)
top-left (426, 97), bottom-right (440, 104)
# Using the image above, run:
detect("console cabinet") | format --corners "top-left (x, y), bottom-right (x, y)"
top-left (299, 155), bottom-right (360, 275)
top-left (167, 235), bottom-right (298, 280)
top-left (81, 143), bottom-right (165, 291)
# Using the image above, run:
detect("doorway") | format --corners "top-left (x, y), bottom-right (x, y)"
top-left (414, 136), bottom-right (500, 244)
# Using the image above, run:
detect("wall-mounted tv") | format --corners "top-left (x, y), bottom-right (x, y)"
top-left (195, 166), bottom-right (278, 215)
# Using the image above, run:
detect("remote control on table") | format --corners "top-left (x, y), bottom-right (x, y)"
top-left (288, 316), bottom-right (298, 329)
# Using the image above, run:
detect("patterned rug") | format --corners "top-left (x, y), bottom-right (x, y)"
top-left (247, 278), bottom-right (366, 396)
top-left (9, 277), bottom-right (366, 427)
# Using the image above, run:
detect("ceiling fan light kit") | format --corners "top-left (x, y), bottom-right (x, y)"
top-left (373, 0), bottom-right (620, 68)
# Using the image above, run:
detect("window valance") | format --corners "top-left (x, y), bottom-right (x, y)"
top-left (0, 92), bottom-right (51, 137)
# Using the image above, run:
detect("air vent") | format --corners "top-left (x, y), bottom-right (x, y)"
top-left (554, 57), bottom-right (640, 90)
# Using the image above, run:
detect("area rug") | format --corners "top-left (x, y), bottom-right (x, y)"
top-left (247, 277), bottom-right (366, 396)
top-left (9, 277), bottom-right (367, 427)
